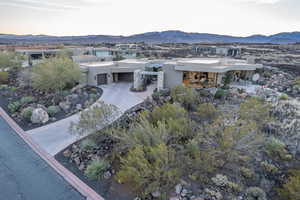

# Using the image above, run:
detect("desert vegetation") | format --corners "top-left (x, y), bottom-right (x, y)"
top-left (0, 50), bottom-right (102, 130)
top-left (65, 81), bottom-right (300, 200)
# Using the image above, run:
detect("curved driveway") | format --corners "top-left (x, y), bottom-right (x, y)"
top-left (27, 83), bottom-right (152, 155)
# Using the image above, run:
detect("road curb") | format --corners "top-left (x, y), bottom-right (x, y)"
top-left (0, 107), bottom-right (105, 200)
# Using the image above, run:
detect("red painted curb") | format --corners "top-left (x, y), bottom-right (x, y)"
top-left (0, 107), bottom-right (105, 200)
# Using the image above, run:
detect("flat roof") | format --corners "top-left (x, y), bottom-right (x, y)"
top-left (82, 62), bottom-right (114, 67)
top-left (117, 59), bottom-right (148, 64)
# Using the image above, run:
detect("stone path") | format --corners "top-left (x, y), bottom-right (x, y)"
top-left (27, 83), bottom-right (152, 156)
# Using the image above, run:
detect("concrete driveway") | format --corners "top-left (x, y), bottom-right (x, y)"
top-left (27, 83), bottom-right (151, 156)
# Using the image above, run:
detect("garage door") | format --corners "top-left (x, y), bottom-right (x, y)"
top-left (97, 74), bottom-right (107, 85)
top-left (117, 73), bottom-right (133, 82)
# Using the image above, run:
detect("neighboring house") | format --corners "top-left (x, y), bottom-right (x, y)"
top-left (78, 57), bottom-right (262, 91)
top-left (216, 46), bottom-right (241, 57)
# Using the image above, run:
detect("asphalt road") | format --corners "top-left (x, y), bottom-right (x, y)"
top-left (0, 116), bottom-right (85, 200)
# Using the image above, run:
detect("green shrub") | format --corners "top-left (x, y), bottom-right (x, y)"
top-left (197, 103), bottom-right (219, 122)
top-left (261, 161), bottom-right (278, 174)
top-left (265, 137), bottom-right (290, 160)
top-left (150, 103), bottom-right (187, 124)
top-left (293, 76), bottom-right (300, 86)
top-left (80, 139), bottom-right (96, 152)
top-left (241, 167), bottom-right (254, 179)
top-left (214, 89), bottom-right (227, 99)
top-left (278, 170), bottom-right (300, 200)
top-left (245, 187), bottom-right (267, 200)
top-left (47, 105), bottom-right (61, 117)
top-left (21, 107), bottom-right (34, 121)
top-left (89, 93), bottom-right (98, 101)
top-left (0, 72), bottom-right (9, 84)
top-left (20, 96), bottom-right (35, 105)
top-left (170, 85), bottom-right (196, 110)
top-left (279, 93), bottom-right (289, 100)
top-left (10, 87), bottom-right (17, 92)
top-left (8, 101), bottom-right (21, 113)
top-left (84, 159), bottom-right (110, 180)
top-left (116, 144), bottom-right (180, 197)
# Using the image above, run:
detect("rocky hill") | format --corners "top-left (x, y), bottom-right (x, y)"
top-left (1, 30), bottom-right (300, 45)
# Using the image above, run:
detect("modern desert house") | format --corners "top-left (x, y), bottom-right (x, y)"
top-left (78, 57), bottom-right (263, 90)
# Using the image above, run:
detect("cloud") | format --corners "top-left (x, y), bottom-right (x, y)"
top-left (0, 0), bottom-right (81, 12)
top-left (235, 0), bottom-right (282, 4)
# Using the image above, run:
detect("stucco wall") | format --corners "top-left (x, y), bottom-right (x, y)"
top-left (163, 64), bottom-right (183, 89)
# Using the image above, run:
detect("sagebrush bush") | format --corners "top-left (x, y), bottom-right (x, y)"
top-left (214, 89), bottom-right (227, 99)
top-left (21, 107), bottom-right (34, 121)
top-left (80, 139), bottom-right (96, 152)
top-left (20, 96), bottom-right (35, 105)
top-left (265, 137), bottom-right (289, 159)
top-left (245, 187), bottom-right (267, 200)
top-left (47, 105), bottom-right (61, 117)
top-left (197, 103), bottom-right (219, 122)
top-left (278, 170), bottom-right (300, 200)
top-left (8, 101), bottom-right (21, 113)
top-left (84, 159), bottom-right (110, 180)
top-left (0, 72), bottom-right (9, 84)
top-left (116, 144), bottom-right (180, 197)
top-left (170, 85), bottom-right (196, 110)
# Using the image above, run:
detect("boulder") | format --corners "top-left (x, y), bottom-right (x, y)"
top-left (59, 101), bottom-right (71, 112)
top-left (31, 108), bottom-right (49, 124)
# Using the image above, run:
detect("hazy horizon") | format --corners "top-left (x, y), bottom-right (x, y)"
top-left (1, 0), bottom-right (299, 37)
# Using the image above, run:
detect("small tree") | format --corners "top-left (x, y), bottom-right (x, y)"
top-left (239, 97), bottom-right (271, 129)
top-left (0, 51), bottom-right (23, 70)
top-left (116, 144), bottom-right (180, 197)
top-left (197, 103), bottom-right (219, 122)
top-left (170, 85), bottom-right (196, 110)
top-left (70, 101), bottom-right (120, 135)
top-left (32, 56), bottom-right (82, 92)
top-left (278, 169), bottom-right (300, 200)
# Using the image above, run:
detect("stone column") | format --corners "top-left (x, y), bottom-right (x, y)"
top-left (157, 71), bottom-right (164, 91)
top-left (134, 70), bottom-right (142, 90)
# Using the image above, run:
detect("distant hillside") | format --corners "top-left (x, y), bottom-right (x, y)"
top-left (1, 30), bottom-right (300, 44)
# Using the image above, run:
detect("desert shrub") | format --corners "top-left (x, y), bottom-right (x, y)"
top-left (116, 144), bottom-right (180, 197)
top-left (239, 97), bottom-right (271, 128)
top-left (197, 103), bottom-right (219, 122)
top-left (21, 107), bottom-right (34, 121)
top-left (0, 51), bottom-right (23, 70)
top-left (10, 87), bottom-right (17, 92)
top-left (70, 101), bottom-right (120, 136)
top-left (170, 85), bottom-right (196, 110)
top-left (89, 93), bottom-right (98, 101)
top-left (240, 167), bottom-right (254, 179)
top-left (150, 103), bottom-right (187, 124)
top-left (293, 76), bottom-right (300, 86)
top-left (32, 55), bottom-right (82, 92)
top-left (214, 89), bottom-right (227, 99)
top-left (278, 169), bottom-right (300, 200)
top-left (261, 161), bottom-right (278, 174)
top-left (8, 101), bottom-right (21, 113)
top-left (20, 96), bottom-right (35, 105)
top-left (279, 93), bottom-right (289, 100)
top-left (265, 137), bottom-right (290, 160)
top-left (0, 72), bottom-right (9, 84)
top-left (80, 139), bottom-right (97, 152)
top-left (47, 105), bottom-right (61, 117)
top-left (245, 187), bottom-right (267, 200)
top-left (84, 159), bottom-right (110, 180)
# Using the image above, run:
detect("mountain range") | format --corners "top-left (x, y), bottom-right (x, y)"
top-left (1, 30), bottom-right (300, 45)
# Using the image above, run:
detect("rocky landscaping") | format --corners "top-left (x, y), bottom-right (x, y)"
top-left (56, 66), bottom-right (300, 200)
top-left (0, 82), bottom-right (102, 130)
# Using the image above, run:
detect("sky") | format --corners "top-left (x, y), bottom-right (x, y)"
top-left (0, 0), bottom-right (299, 37)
